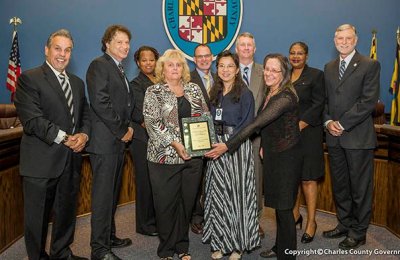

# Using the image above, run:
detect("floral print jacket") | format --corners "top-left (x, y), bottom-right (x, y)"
top-left (143, 82), bottom-right (209, 164)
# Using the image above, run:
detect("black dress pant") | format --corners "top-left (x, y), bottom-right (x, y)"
top-left (129, 139), bottom-right (157, 234)
top-left (23, 156), bottom-right (81, 260)
top-left (190, 159), bottom-right (206, 225)
top-left (275, 209), bottom-right (296, 260)
top-left (328, 147), bottom-right (374, 240)
top-left (148, 159), bottom-right (203, 258)
top-left (90, 153), bottom-right (125, 258)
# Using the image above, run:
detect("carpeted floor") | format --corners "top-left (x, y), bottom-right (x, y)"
top-left (1, 203), bottom-right (399, 259)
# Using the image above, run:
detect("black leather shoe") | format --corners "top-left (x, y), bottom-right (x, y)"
top-left (259, 245), bottom-right (277, 258)
top-left (66, 254), bottom-right (89, 260)
top-left (137, 231), bottom-right (159, 236)
top-left (301, 222), bottom-right (317, 243)
top-left (110, 237), bottom-right (132, 248)
top-left (339, 237), bottom-right (366, 250)
top-left (301, 232), bottom-right (314, 244)
top-left (322, 228), bottom-right (348, 239)
top-left (91, 252), bottom-right (121, 260)
top-left (191, 223), bottom-right (203, 234)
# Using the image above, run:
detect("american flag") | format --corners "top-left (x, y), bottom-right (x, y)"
top-left (7, 31), bottom-right (21, 102)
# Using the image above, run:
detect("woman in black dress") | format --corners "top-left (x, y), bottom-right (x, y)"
top-left (129, 46), bottom-right (159, 236)
top-left (206, 53), bottom-right (302, 259)
top-left (289, 42), bottom-right (325, 244)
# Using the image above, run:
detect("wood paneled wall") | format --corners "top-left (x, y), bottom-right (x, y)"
top-left (1, 125), bottom-right (400, 253)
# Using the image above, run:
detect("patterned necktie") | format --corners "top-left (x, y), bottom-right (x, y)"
top-left (58, 73), bottom-right (74, 125)
top-left (339, 60), bottom-right (346, 80)
top-left (243, 66), bottom-right (250, 86)
top-left (204, 74), bottom-right (211, 96)
top-left (118, 63), bottom-right (130, 92)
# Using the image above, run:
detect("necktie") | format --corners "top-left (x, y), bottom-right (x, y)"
top-left (58, 73), bottom-right (74, 125)
top-left (339, 60), bottom-right (346, 80)
top-left (243, 66), bottom-right (250, 86)
top-left (204, 74), bottom-right (211, 96)
top-left (118, 63), bottom-right (130, 92)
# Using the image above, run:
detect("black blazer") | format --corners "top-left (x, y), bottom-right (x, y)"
top-left (292, 65), bottom-right (325, 127)
top-left (324, 51), bottom-right (380, 149)
top-left (86, 53), bottom-right (134, 154)
top-left (15, 62), bottom-right (90, 178)
top-left (190, 69), bottom-right (214, 109)
top-left (130, 71), bottom-right (154, 142)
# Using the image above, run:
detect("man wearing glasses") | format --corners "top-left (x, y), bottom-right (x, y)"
top-left (188, 43), bottom-right (215, 235)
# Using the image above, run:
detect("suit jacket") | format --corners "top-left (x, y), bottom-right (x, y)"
top-left (293, 65), bottom-right (325, 127)
top-left (86, 53), bottom-right (134, 154)
top-left (248, 63), bottom-right (265, 114)
top-left (190, 69), bottom-right (215, 109)
top-left (15, 62), bottom-right (90, 178)
top-left (130, 71), bottom-right (154, 142)
top-left (324, 51), bottom-right (380, 149)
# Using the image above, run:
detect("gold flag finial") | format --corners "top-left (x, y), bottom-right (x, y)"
top-left (9, 17), bottom-right (22, 32)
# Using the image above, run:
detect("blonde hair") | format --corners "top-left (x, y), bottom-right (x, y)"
top-left (155, 49), bottom-right (191, 84)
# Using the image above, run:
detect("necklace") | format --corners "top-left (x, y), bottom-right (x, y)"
top-left (262, 87), bottom-right (280, 110)
top-left (268, 87), bottom-right (279, 97)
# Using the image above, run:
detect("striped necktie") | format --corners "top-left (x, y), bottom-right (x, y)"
top-left (339, 60), bottom-right (346, 80)
top-left (243, 66), bottom-right (250, 86)
top-left (118, 63), bottom-right (130, 92)
top-left (58, 73), bottom-right (74, 125)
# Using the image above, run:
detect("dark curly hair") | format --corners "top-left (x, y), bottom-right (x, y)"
top-left (101, 24), bottom-right (131, 52)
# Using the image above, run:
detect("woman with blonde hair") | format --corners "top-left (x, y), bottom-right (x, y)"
top-left (143, 49), bottom-right (209, 260)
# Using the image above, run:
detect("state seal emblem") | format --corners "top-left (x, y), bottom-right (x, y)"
top-left (163, 0), bottom-right (243, 60)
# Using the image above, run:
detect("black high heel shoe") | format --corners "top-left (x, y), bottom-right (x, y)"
top-left (301, 221), bottom-right (317, 244)
top-left (295, 214), bottom-right (303, 230)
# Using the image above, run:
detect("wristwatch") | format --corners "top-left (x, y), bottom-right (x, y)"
top-left (62, 134), bottom-right (70, 143)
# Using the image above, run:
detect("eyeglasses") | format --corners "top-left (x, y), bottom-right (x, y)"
top-left (289, 52), bottom-right (306, 56)
top-left (217, 64), bottom-right (236, 69)
top-left (264, 68), bottom-right (282, 74)
top-left (195, 54), bottom-right (212, 59)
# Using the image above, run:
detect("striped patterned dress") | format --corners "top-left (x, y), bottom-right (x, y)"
top-left (202, 133), bottom-right (261, 254)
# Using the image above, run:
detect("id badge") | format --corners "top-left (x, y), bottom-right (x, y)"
top-left (215, 108), bottom-right (223, 121)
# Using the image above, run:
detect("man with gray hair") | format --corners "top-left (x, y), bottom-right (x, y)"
top-left (235, 32), bottom-right (265, 238)
top-left (322, 24), bottom-right (380, 250)
top-left (15, 29), bottom-right (90, 260)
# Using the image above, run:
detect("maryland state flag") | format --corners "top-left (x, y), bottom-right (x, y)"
top-left (390, 28), bottom-right (400, 125)
top-left (370, 32), bottom-right (377, 60)
top-left (178, 0), bottom-right (227, 44)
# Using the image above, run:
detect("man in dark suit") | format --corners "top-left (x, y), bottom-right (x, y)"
top-left (86, 25), bottom-right (134, 260)
top-left (323, 24), bottom-right (380, 250)
top-left (235, 32), bottom-right (265, 238)
top-left (14, 29), bottom-right (90, 260)
top-left (189, 44), bottom-right (214, 234)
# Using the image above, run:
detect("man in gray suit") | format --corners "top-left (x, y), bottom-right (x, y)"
top-left (322, 24), bottom-right (380, 250)
top-left (235, 32), bottom-right (265, 238)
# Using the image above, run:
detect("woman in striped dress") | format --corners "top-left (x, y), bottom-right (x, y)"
top-left (202, 50), bottom-right (261, 260)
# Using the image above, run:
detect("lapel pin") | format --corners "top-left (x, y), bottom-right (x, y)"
top-left (354, 63), bottom-right (357, 67)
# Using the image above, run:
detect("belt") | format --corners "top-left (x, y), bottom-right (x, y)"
top-left (215, 124), bottom-right (234, 135)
